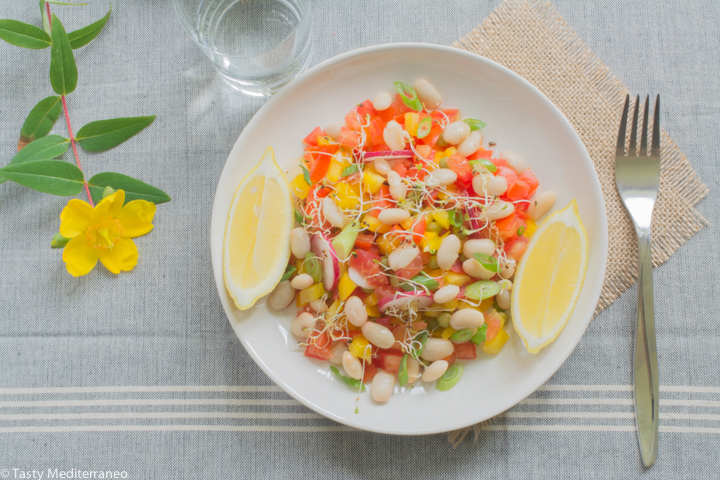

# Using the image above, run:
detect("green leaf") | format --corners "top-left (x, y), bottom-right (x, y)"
top-left (301, 165), bottom-right (311, 185)
top-left (47, 1), bottom-right (89, 5)
top-left (280, 265), bottom-right (296, 282)
top-left (329, 366), bottom-right (366, 392)
top-left (40, 1), bottom-right (51, 34)
top-left (75, 116), bottom-right (156, 152)
top-left (0, 160), bottom-right (84, 196)
top-left (86, 172), bottom-right (171, 205)
top-left (473, 252), bottom-right (501, 273)
top-left (462, 118), bottom-right (487, 131)
top-left (0, 19), bottom-right (51, 49)
top-left (49, 14), bottom-right (77, 95)
top-left (19, 96), bottom-right (63, 148)
top-left (340, 164), bottom-right (359, 178)
top-left (9, 135), bottom-right (70, 165)
top-left (68, 7), bottom-right (110, 49)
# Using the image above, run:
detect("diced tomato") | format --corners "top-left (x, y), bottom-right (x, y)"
top-left (496, 165), bottom-right (518, 186)
top-left (370, 142), bottom-right (390, 152)
top-left (376, 104), bottom-right (396, 123)
top-left (519, 169), bottom-right (539, 198)
top-left (494, 213), bottom-right (525, 242)
top-left (339, 126), bottom-right (361, 149)
top-left (389, 325), bottom-right (406, 351)
top-left (515, 201), bottom-right (529, 213)
top-left (361, 361), bottom-right (379, 382)
top-left (302, 127), bottom-right (325, 146)
top-left (314, 185), bottom-right (332, 199)
top-left (396, 255), bottom-right (424, 280)
top-left (446, 154), bottom-right (473, 185)
top-left (373, 351), bottom-right (403, 373)
top-left (467, 148), bottom-right (494, 160)
top-left (454, 342), bottom-right (477, 359)
top-left (367, 185), bottom-right (392, 217)
top-left (485, 317), bottom-right (501, 342)
top-left (440, 108), bottom-right (459, 122)
top-left (504, 236), bottom-right (529, 262)
top-left (354, 233), bottom-right (375, 251)
top-left (393, 114), bottom-right (406, 125)
top-left (345, 111), bottom-right (361, 131)
top-left (303, 332), bottom-right (333, 360)
top-left (422, 122), bottom-right (444, 148)
top-left (349, 249), bottom-right (388, 286)
top-left (368, 117), bottom-right (386, 146)
top-left (356, 99), bottom-right (377, 118)
top-left (407, 166), bottom-right (426, 181)
top-left (443, 352), bottom-right (457, 366)
top-left (392, 161), bottom-right (408, 177)
top-left (414, 144), bottom-right (434, 164)
top-left (374, 317), bottom-right (392, 328)
top-left (449, 258), bottom-right (464, 274)
top-left (506, 179), bottom-right (530, 201)
top-left (374, 285), bottom-right (398, 300)
top-left (347, 329), bottom-right (363, 340)
top-left (310, 155), bottom-right (332, 184)
top-left (393, 93), bottom-right (413, 114)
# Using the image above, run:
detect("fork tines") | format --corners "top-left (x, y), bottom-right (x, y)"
top-left (616, 94), bottom-right (660, 158)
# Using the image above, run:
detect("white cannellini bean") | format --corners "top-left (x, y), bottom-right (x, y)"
top-left (290, 227), bottom-right (311, 259)
top-left (290, 312), bottom-right (316, 339)
top-left (383, 120), bottom-right (407, 151)
top-left (268, 281), bottom-right (295, 310)
top-left (500, 260), bottom-right (516, 279)
top-left (497, 280), bottom-right (512, 310)
top-left (433, 285), bottom-right (460, 304)
top-left (413, 78), bottom-right (442, 109)
top-left (471, 173), bottom-right (492, 196)
top-left (463, 258), bottom-right (496, 280)
top-left (484, 200), bottom-right (515, 221)
top-left (436, 234), bottom-right (461, 270)
top-left (457, 130), bottom-right (482, 157)
top-left (373, 158), bottom-right (391, 176)
top-left (462, 239), bottom-right (496, 259)
top-left (420, 338), bottom-right (455, 362)
top-left (527, 191), bottom-right (557, 220)
top-left (324, 121), bottom-right (342, 140)
top-left (371, 370), bottom-right (395, 403)
top-left (372, 91), bottom-right (393, 111)
top-left (322, 197), bottom-right (349, 228)
top-left (486, 175), bottom-right (508, 196)
top-left (361, 322), bottom-right (395, 349)
top-left (407, 357), bottom-right (421, 384)
top-left (387, 170), bottom-right (407, 200)
top-left (342, 351), bottom-right (363, 380)
top-left (422, 360), bottom-right (449, 383)
top-left (309, 298), bottom-right (328, 314)
top-left (499, 150), bottom-right (527, 174)
top-left (449, 309), bottom-right (485, 329)
top-left (378, 208), bottom-right (410, 225)
top-left (290, 273), bottom-right (314, 290)
top-left (344, 295), bottom-right (368, 327)
top-left (329, 344), bottom-right (347, 366)
top-left (425, 168), bottom-right (457, 187)
top-left (442, 121), bottom-right (471, 145)
top-left (388, 244), bottom-right (419, 271)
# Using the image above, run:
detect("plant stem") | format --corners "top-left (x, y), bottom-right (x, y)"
top-left (46, 2), bottom-right (94, 206)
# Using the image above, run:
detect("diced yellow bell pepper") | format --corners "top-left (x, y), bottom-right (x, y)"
top-left (327, 299), bottom-right (343, 317)
top-left (441, 326), bottom-right (456, 340)
top-left (423, 308), bottom-right (440, 318)
top-left (431, 210), bottom-right (450, 230)
top-left (349, 335), bottom-right (372, 361)
top-left (444, 146), bottom-right (457, 157)
top-left (362, 170), bottom-right (386, 194)
top-left (431, 329), bottom-right (444, 338)
top-left (362, 214), bottom-right (391, 233)
top-left (524, 218), bottom-right (538, 239)
top-left (439, 299), bottom-right (460, 310)
top-left (478, 297), bottom-right (495, 312)
top-left (445, 272), bottom-right (472, 286)
top-left (366, 304), bottom-right (380, 318)
top-left (334, 182), bottom-right (360, 209)
top-left (377, 233), bottom-right (400, 255)
top-left (420, 231), bottom-right (444, 253)
top-left (317, 135), bottom-right (334, 146)
top-left (425, 269), bottom-right (444, 279)
top-left (483, 329), bottom-right (509, 355)
top-left (404, 112), bottom-right (420, 137)
top-left (325, 160), bottom-right (345, 183)
top-left (297, 283), bottom-right (325, 306)
top-left (364, 293), bottom-right (379, 306)
top-left (338, 272), bottom-right (357, 301)
top-left (289, 175), bottom-right (311, 200)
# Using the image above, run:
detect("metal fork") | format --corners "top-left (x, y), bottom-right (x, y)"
top-left (615, 94), bottom-right (661, 467)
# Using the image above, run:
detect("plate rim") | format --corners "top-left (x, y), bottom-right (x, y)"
top-left (210, 42), bottom-right (609, 435)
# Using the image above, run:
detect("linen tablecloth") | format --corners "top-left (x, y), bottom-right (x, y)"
top-left (1, 1), bottom-right (718, 478)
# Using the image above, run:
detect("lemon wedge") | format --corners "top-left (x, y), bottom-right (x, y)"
top-left (511, 200), bottom-right (588, 353)
top-left (223, 146), bottom-right (293, 310)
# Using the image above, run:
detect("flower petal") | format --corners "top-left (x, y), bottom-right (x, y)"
top-left (92, 189), bottom-right (125, 220)
top-left (97, 238), bottom-right (138, 274)
top-left (62, 235), bottom-right (99, 277)
top-left (59, 199), bottom-right (94, 238)
top-left (118, 200), bottom-right (156, 238)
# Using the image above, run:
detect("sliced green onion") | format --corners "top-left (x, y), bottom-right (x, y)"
top-left (470, 324), bottom-right (488, 345)
top-left (473, 252), bottom-right (501, 273)
top-left (393, 81), bottom-right (423, 111)
top-left (280, 264), bottom-right (296, 282)
top-left (301, 165), bottom-right (311, 185)
top-left (448, 209), bottom-right (464, 228)
top-left (465, 280), bottom-right (501, 301)
top-left (517, 226), bottom-right (526, 237)
top-left (398, 354), bottom-right (409, 386)
top-left (469, 159), bottom-right (497, 173)
top-left (436, 363), bottom-right (463, 391)
top-left (416, 116), bottom-right (433, 138)
top-left (437, 312), bottom-right (452, 328)
top-left (400, 272), bottom-right (440, 292)
top-left (331, 221), bottom-right (360, 261)
top-left (329, 366), bottom-right (366, 391)
top-left (341, 164), bottom-right (359, 178)
top-left (450, 328), bottom-right (476, 343)
top-left (303, 252), bottom-right (322, 284)
top-left (414, 331), bottom-right (429, 359)
top-left (462, 118), bottom-right (487, 131)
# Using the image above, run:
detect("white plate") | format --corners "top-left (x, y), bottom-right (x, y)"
top-left (210, 43), bottom-right (608, 435)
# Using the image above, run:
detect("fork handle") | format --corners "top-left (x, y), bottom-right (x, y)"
top-left (634, 230), bottom-right (659, 467)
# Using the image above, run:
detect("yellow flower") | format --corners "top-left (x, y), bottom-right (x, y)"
top-left (59, 190), bottom-right (156, 277)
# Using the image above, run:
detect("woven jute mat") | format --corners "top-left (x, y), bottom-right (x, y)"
top-left (446, 0), bottom-right (709, 446)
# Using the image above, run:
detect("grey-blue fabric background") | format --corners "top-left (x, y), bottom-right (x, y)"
top-left (1, 1), bottom-right (718, 478)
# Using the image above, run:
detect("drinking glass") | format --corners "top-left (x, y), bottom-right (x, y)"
top-left (172, 0), bottom-right (312, 97)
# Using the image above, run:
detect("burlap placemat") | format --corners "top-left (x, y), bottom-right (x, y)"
top-left (447, 0), bottom-right (709, 446)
